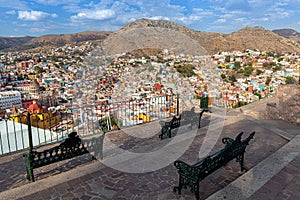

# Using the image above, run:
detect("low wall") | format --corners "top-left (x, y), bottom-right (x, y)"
top-left (264, 85), bottom-right (300, 124)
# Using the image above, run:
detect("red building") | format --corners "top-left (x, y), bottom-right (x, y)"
top-left (22, 99), bottom-right (38, 109)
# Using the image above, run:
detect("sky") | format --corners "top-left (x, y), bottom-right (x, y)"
top-left (0, 0), bottom-right (299, 37)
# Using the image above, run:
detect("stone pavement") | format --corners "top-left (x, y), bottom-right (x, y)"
top-left (0, 108), bottom-right (299, 200)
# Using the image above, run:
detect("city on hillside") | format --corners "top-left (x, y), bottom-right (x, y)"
top-left (0, 43), bottom-right (299, 129)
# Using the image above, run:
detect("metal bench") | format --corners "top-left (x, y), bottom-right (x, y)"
top-left (159, 115), bottom-right (181, 139)
top-left (23, 132), bottom-right (90, 182)
top-left (173, 132), bottom-right (255, 200)
top-left (159, 108), bottom-right (207, 139)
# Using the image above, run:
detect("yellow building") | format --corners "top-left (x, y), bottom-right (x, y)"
top-left (10, 101), bottom-right (61, 129)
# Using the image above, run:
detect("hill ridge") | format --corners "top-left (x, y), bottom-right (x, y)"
top-left (1, 19), bottom-right (300, 54)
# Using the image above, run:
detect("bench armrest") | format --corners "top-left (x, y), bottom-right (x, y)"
top-left (159, 120), bottom-right (167, 127)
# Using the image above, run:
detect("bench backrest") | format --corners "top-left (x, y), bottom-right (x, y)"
top-left (174, 132), bottom-right (255, 182)
top-left (29, 142), bottom-right (88, 169)
top-left (171, 115), bottom-right (181, 129)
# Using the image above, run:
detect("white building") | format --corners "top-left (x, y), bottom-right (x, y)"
top-left (0, 91), bottom-right (22, 111)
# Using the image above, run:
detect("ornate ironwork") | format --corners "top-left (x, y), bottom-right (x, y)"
top-left (23, 132), bottom-right (90, 182)
top-left (173, 132), bottom-right (255, 200)
top-left (159, 115), bottom-right (181, 139)
top-left (159, 108), bottom-right (207, 139)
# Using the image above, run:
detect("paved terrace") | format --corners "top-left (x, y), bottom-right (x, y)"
top-left (0, 101), bottom-right (299, 200)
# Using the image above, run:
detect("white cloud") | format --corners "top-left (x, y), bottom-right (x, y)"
top-left (175, 15), bottom-right (202, 24)
top-left (36, 0), bottom-right (82, 6)
top-left (18, 10), bottom-right (57, 21)
top-left (149, 16), bottom-right (170, 20)
top-left (265, 9), bottom-right (291, 20)
top-left (234, 17), bottom-right (247, 23)
top-left (6, 10), bottom-right (16, 15)
top-left (260, 17), bottom-right (269, 21)
top-left (71, 9), bottom-right (115, 21)
top-left (215, 18), bottom-right (226, 23)
top-left (30, 27), bottom-right (46, 33)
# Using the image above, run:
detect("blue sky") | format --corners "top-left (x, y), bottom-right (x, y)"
top-left (0, 0), bottom-right (299, 37)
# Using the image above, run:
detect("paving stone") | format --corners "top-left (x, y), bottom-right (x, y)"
top-left (61, 192), bottom-right (75, 199)
top-left (80, 194), bottom-right (92, 200)
top-left (0, 113), bottom-right (299, 200)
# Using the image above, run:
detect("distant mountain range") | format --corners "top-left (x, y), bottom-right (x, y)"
top-left (0, 31), bottom-right (111, 52)
top-left (1, 19), bottom-right (300, 55)
top-left (272, 28), bottom-right (300, 44)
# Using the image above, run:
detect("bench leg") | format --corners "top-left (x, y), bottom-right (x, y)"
top-left (173, 175), bottom-right (183, 195)
top-left (23, 154), bottom-right (35, 182)
top-left (27, 168), bottom-right (35, 182)
top-left (237, 153), bottom-right (247, 171)
top-left (159, 129), bottom-right (164, 139)
top-left (195, 182), bottom-right (200, 200)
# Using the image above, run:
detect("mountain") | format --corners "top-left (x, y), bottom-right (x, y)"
top-left (27, 31), bottom-right (111, 45)
top-left (100, 19), bottom-right (300, 55)
top-left (1, 19), bottom-right (300, 55)
top-left (99, 18), bottom-right (210, 56)
top-left (0, 36), bottom-right (34, 51)
top-left (203, 26), bottom-right (300, 54)
top-left (272, 28), bottom-right (300, 44)
top-left (0, 31), bottom-right (111, 51)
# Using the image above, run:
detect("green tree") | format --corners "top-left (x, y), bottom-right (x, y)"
top-left (244, 66), bottom-right (253, 77)
top-left (254, 92), bottom-right (262, 99)
top-left (228, 74), bottom-right (237, 82)
top-left (225, 55), bottom-right (231, 62)
top-left (238, 69), bottom-right (244, 73)
top-left (256, 69), bottom-right (263, 75)
top-left (265, 76), bottom-right (272, 85)
top-left (39, 86), bottom-right (46, 91)
top-left (51, 56), bottom-right (58, 62)
top-left (277, 57), bottom-right (284, 62)
top-left (34, 66), bottom-right (43, 73)
top-left (267, 52), bottom-right (275, 57)
top-left (263, 62), bottom-right (270, 68)
top-left (286, 76), bottom-right (296, 84)
top-left (234, 61), bottom-right (241, 68)
top-left (273, 65), bottom-right (282, 72)
top-left (176, 64), bottom-right (195, 77)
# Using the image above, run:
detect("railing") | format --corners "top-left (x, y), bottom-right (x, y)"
top-left (0, 112), bottom-right (72, 155)
top-left (71, 94), bottom-right (179, 132)
top-left (0, 94), bottom-right (178, 155)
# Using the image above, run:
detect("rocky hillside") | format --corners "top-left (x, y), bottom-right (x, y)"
top-left (0, 36), bottom-right (34, 51)
top-left (27, 31), bottom-right (111, 45)
top-left (102, 19), bottom-right (300, 55)
top-left (1, 19), bottom-right (300, 55)
top-left (204, 26), bottom-right (300, 54)
top-left (264, 85), bottom-right (300, 124)
top-left (272, 28), bottom-right (300, 44)
top-left (99, 18), bottom-right (209, 56)
top-left (0, 31), bottom-right (111, 51)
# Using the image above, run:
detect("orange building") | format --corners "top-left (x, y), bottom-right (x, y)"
top-left (10, 101), bottom-right (61, 129)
